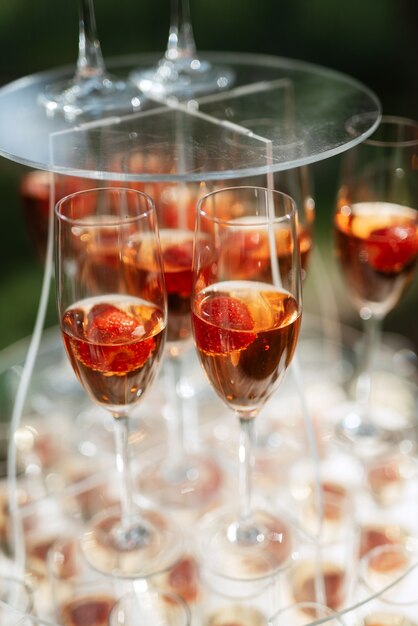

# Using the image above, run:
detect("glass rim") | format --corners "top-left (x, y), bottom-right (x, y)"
top-left (199, 559), bottom-right (287, 589)
top-left (347, 114), bottom-right (418, 148)
top-left (196, 507), bottom-right (294, 583)
top-left (55, 186), bottom-right (156, 227)
top-left (197, 185), bottom-right (297, 226)
top-left (269, 600), bottom-right (346, 625)
top-left (337, 202), bottom-right (418, 237)
top-left (360, 543), bottom-right (418, 606)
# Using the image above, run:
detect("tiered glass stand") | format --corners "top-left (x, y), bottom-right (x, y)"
top-left (0, 52), bottom-right (380, 178)
top-left (0, 52), bottom-right (386, 625)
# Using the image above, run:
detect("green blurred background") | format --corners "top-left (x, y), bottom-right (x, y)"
top-left (0, 0), bottom-right (417, 353)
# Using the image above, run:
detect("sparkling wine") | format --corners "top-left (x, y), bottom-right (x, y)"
top-left (334, 202), bottom-right (418, 316)
top-left (166, 556), bottom-right (199, 603)
top-left (160, 229), bottom-right (194, 343)
top-left (291, 562), bottom-right (346, 612)
top-left (61, 295), bottom-right (165, 412)
top-left (192, 281), bottom-right (301, 415)
top-left (60, 594), bottom-right (115, 626)
top-left (359, 524), bottom-right (407, 559)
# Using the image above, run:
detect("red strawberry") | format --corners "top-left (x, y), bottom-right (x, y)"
top-left (365, 225), bottom-right (418, 273)
top-left (66, 303), bottom-right (156, 374)
top-left (163, 242), bottom-right (194, 296)
top-left (86, 303), bottom-right (139, 344)
top-left (71, 336), bottom-right (155, 375)
top-left (203, 296), bottom-right (255, 330)
top-left (193, 295), bottom-right (256, 355)
top-left (163, 241), bottom-right (193, 269)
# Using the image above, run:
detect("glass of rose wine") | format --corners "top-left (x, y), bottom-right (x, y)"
top-left (357, 544), bottom-right (418, 625)
top-left (208, 169), bottom-right (315, 495)
top-left (333, 115), bottom-right (418, 452)
top-left (191, 185), bottom-right (302, 577)
top-left (48, 535), bottom-right (118, 626)
top-left (55, 186), bottom-right (182, 577)
top-left (124, 182), bottom-right (223, 509)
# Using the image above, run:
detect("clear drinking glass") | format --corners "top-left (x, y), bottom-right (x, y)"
top-left (333, 115), bottom-right (418, 453)
top-left (270, 601), bottom-right (346, 626)
top-left (133, 182), bottom-right (223, 509)
top-left (48, 535), bottom-right (121, 626)
top-left (39, 1), bottom-right (144, 120)
top-left (234, 167), bottom-right (315, 478)
top-left (129, 0), bottom-right (234, 99)
top-left (55, 187), bottom-right (182, 577)
top-left (286, 492), bottom-right (359, 614)
top-left (356, 544), bottom-right (418, 625)
top-left (199, 560), bottom-right (284, 626)
top-left (191, 186), bottom-right (302, 577)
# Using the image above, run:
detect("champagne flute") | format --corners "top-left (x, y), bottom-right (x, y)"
top-left (130, 0), bottom-right (234, 99)
top-left (55, 187), bottom-right (182, 577)
top-left (48, 536), bottom-right (118, 626)
top-left (270, 601), bottom-right (346, 626)
top-left (333, 115), bottom-right (418, 452)
top-left (191, 185), bottom-right (302, 576)
top-left (208, 169), bottom-right (315, 494)
top-left (357, 544), bottom-right (418, 625)
top-left (124, 182), bottom-right (223, 509)
top-left (39, 1), bottom-right (144, 120)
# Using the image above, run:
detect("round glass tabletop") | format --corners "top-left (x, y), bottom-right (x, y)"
top-left (0, 52), bottom-right (381, 181)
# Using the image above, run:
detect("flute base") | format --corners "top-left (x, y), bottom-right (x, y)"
top-left (138, 453), bottom-right (223, 509)
top-left (130, 58), bottom-right (235, 100)
top-left (197, 507), bottom-right (293, 578)
top-left (332, 401), bottom-right (399, 457)
top-left (38, 74), bottom-right (145, 121)
top-left (81, 505), bottom-right (183, 578)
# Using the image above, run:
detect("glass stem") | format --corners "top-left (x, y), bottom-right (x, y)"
top-left (113, 415), bottom-right (134, 527)
top-left (166, 0), bottom-right (197, 62)
top-left (165, 355), bottom-right (186, 477)
top-left (75, 0), bottom-right (106, 81)
top-left (356, 314), bottom-right (383, 419)
top-left (238, 416), bottom-right (255, 526)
